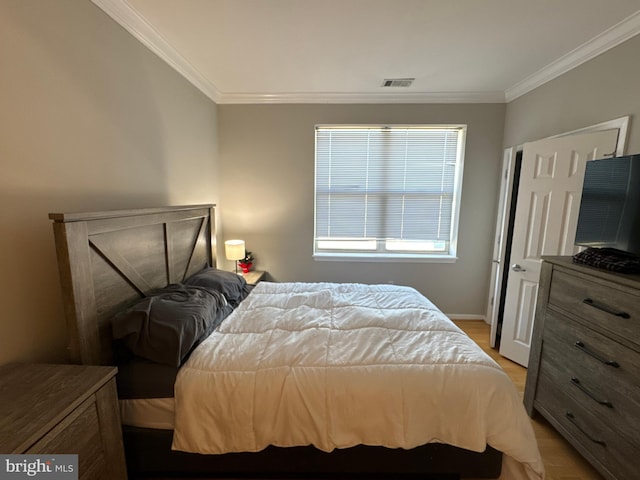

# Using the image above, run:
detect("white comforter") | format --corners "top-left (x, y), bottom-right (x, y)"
top-left (173, 282), bottom-right (544, 480)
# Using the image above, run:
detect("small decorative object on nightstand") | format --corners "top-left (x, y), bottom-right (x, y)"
top-left (239, 250), bottom-right (254, 274)
top-left (0, 363), bottom-right (127, 479)
top-left (243, 270), bottom-right (266, 285)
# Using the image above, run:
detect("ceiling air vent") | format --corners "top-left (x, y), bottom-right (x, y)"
top-left (382, 78), bottom-right (414, 87)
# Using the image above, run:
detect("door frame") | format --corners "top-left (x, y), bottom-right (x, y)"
top-left (487, 147), bottom-right (517, 347)
top-left (488, 116), bottom-right (629, 348)
top-left (550, 116), bottom-right (629, 154)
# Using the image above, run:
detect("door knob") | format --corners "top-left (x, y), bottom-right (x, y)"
top-left (511, 264), bottom-right (526, 272)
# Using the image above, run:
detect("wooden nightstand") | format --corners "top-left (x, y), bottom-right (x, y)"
top-left (0, 363), bottom-right (127, 479)
top-left (242, 270), bottom-right (266, 285)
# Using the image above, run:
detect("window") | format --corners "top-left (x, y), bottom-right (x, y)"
top-left (314, 124), bottom-right (466, 261)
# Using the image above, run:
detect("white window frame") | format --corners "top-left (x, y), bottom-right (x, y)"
top-left (314, 124), bottom-right (466, 262)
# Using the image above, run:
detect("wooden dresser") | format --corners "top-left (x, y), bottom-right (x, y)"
top-left (0, 363), bottom-right (127, 479)
top-left (524, 256), bottom-right (640, 480)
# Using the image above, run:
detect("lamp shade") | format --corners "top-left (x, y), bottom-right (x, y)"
top-left (224, 239), bottom-right (245, 261)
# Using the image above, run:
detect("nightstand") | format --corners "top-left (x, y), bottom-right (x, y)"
top-left (0, 363), bottom-right (127, 479)
top-left (242, 270), bottom-right (266, 285)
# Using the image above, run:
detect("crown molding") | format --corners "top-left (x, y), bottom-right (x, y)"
top-left (91, 0), bottom-right (222, 103)
top-left (90, 0), bottom-right (504, 104)
top-left (506, 10), bottom-right (640, 102)
top-left (93, 1), bottom-right (640, 105)
top-left (217, 91), bottom-right (507, 104)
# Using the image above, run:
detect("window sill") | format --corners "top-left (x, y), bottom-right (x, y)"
top-left (313, 253), bottom-right (458, 263)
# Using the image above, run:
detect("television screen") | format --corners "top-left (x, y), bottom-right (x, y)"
top-left (575, 154), bottom-right (640, 257)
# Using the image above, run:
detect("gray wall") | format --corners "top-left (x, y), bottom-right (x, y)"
top-left (0, 0), bottom-right (220, 364)
top-left (504, 34), bottom-right (640, 152)
top-left (218, 104), bottom-right (506, 316)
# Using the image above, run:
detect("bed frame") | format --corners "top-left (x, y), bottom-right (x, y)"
top-left (49, 204), bottom-right (502, 479)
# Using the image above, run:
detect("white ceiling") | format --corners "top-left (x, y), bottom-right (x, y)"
top-left (93, 0), bottom-right (640, 104)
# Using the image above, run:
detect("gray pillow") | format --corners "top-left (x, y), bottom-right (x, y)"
top-left (184, 267), bottom-right (252, 307)
top-left (112, 284), bottom-right (227, 367)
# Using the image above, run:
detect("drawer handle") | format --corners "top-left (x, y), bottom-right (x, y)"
top-left (582, 298), bottom-right (630, 319)
top-left (565, 411), bottom-right (607, 446)
top-left (570, 377), bottom-right (613, 408)
top-left (574, 341), bottom-right (620, 368)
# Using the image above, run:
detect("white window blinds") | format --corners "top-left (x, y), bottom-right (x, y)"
top-left (314, 125), bottom-right (466, 259)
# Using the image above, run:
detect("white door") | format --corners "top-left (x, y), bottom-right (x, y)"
top-left (499, 129), bottom-right (619, 366)
top-left (486, 147), bottom-right (517, 347)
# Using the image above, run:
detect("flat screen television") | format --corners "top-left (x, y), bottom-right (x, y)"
top-left (575, 154), bottom-right (640, 258)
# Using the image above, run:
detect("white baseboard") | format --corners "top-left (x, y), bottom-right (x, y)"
top-left (446, 314), bottom-right (488, 323)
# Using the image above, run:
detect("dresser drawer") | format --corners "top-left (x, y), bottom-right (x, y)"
top-left (535, 373), bottom-right (636, 480)
top-left (27, 396), bottom-right (108, 480)
top-left (548, 270), bottom-right (640, 346)
top-left (0, 365), bottom-right (126, 479)
top-left (525, 258), bottom-right (640, 480)
top-left (539, 314), bottom-right (640, 448)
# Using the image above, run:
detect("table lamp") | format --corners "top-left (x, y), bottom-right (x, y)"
top-left (224, 239), bottom-right (245, 274)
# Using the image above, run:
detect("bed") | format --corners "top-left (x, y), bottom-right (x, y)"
top-left (48, 204), bottom-right (544, 479)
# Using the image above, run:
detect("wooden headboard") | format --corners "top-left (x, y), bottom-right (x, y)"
top-left (49, 205), bottom-right (216, 365)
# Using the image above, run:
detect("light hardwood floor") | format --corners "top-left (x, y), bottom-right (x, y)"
top-left (454, 320), bottom-right (605, 480)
